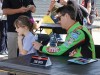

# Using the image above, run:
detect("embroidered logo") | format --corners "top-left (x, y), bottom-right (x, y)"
top-left (64, 32), bottom-right (81, 48)
top-left (46, 47), bottom-right (59, 53)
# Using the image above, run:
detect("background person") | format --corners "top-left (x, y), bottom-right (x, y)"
top-left (0, 0), bottom-right (7, 54)
top-left (81, 0), bottom-right (97, 24)
top-left (33, 5), bottom-right (96, 59)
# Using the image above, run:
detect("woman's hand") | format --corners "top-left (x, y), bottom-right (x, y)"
top-left (27, 5), bottom-right (36, 13)
top-left (46, 11), bottom-right (50, 15)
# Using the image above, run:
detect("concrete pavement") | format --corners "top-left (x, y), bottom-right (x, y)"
top-left (92, 17), bottom-right (100, 45)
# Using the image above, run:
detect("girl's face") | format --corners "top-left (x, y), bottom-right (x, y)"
top-left (15, 26), bottom-right (26, 36)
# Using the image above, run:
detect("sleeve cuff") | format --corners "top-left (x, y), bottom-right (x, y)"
top-left (39, 46), bottom-right (43, 52)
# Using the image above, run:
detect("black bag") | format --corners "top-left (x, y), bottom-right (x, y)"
top-left (79, 5), bottom-right (89, 18)
top-left (74, 4), bottom-right (89, 25)
top-left (67, 0), bottom-right (89, 25)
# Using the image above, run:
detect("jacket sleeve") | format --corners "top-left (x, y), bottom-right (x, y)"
top-left (42, 30), bottom-right (85, 55)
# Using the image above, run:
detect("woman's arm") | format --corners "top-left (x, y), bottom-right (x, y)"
top-left (3, 7), bottom-right (28, 15)
top-left (86, 1), bottom-right (91, 14)
top-left (46, 0), bottom-right (56, 15)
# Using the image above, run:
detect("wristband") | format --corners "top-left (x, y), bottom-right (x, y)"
top-left (39, 46), bottom-right (43, 52)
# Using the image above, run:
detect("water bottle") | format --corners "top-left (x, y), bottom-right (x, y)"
top-left (83, 18), bottom-right (87, 26)
top-left (50, 33), bottom-right (58, 47)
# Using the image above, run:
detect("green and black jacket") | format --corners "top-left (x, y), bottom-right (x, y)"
top-left (41, 22), bottom-right (96, 59)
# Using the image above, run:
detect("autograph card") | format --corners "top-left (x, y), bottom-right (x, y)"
top-left (68, 58), bottom-right (98, 65)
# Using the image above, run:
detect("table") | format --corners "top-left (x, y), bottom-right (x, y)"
top-left (0, 54), bottom-right (100, 75)
top-left (40, 23), bottom-right (66, 34)
top-left (40, 23), bottom-right (100, 29)
top-left (40, 23), bottom-right (61, 28)
top-left (40, 23), bottom-right (100, 34)
top-left (85, 25), bottom-right (100, 29)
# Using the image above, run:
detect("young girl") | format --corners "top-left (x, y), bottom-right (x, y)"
top-left (14, 15), bottom-right (38, 56)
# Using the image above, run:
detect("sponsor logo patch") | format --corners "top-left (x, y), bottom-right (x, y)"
top-left (64, 32), bottom-right (81, 47)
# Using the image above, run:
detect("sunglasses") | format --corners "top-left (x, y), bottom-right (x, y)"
top-left (57, 16), bottom-right (62, 21)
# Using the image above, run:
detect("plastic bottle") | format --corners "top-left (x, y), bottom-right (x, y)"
top-left (50, 33), bottom-right (58, 47)
top-left (83, 18), bottom-right (87, 26)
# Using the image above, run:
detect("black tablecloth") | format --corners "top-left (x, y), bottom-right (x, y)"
top-left (0, 54), bottom-right (100, 75)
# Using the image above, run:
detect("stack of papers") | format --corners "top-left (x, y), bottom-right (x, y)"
top-left (68, 58), bottom-right (98, 65)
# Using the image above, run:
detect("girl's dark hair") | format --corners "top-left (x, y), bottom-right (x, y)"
top-left (14, 15), bottom-right (35, 33)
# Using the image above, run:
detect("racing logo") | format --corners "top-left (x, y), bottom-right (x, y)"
top-left (64, 32), bottom-right (81, 48)
top-left (46, 47), bottom-right (60, 53)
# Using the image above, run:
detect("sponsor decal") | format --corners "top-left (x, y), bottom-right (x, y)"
top-left (64, 32), bottom-right (81, 47)
top-left (46, 47), bottom-right (59, 53)
top-left (71, 32), bottom-right (79, 40)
